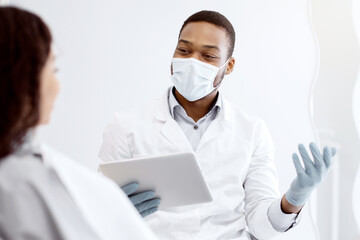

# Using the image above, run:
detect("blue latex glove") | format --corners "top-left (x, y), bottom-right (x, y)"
top-left (121, 182), bottom-right (161, 218)
top-left (285, 142), bottom-right (337, 207)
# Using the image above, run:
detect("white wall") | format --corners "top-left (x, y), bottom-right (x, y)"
top-left (10, 0), bottom-right (350, 239)
top-left (11, 0), bottom-right (316, 189)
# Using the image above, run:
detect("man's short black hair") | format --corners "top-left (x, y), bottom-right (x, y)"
top-left (179, 10), bottom-right (236, 58)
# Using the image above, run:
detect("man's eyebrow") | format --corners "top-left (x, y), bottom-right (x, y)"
top-left (178, 39), bottom-right (193, 45)
top-left (202, 45), bottom-right (220, 51)
top-left (178, 39), bottom-right (220, 51)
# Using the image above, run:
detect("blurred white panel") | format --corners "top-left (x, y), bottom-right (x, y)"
top-left (311, 0), bottom-right (360, 238)
top-left (352, 0), bottom-right (360, 237)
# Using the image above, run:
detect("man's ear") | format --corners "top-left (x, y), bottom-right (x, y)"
top-left (225, 57), bottom-right (235, 75)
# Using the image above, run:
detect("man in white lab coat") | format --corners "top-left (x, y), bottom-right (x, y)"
top-left (99, 10), bottom-right (335, 240)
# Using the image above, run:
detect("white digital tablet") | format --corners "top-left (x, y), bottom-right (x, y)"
top-left (99, 152), bottom-right (213, 209)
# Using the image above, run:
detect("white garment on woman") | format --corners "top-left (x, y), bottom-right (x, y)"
top-left (0, 140), bottom-right (157, 240)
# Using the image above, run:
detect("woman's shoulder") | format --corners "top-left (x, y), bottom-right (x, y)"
top-left (0, 153), bottom-right (47, 189)
top-left (40, 144), bottom-right (122, 193)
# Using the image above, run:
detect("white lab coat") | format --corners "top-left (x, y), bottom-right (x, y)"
top-left (99, 88), bottom-right (282, 240)
top-left (0, 141), bottom-right (157, 240)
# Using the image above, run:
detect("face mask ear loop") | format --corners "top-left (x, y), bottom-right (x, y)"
top-left (213, 58), bottom-right (231, 89)
top-left (219, 58), bottom-right (231, 70)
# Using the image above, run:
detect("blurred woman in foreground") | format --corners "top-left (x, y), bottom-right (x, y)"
top-left (0, 6), bottom-right (157, 240)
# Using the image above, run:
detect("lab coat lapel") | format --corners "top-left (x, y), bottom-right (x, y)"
top-left (161, 119), bottom-right (193, 153)
top-left (196, 118), bottom-right (226, 151)
top-left (155, 88), bottom-right (193, 153)
top-left (197, 95), bottom-right (233, 151)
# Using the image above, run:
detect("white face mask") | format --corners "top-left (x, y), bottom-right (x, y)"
top-left (170, 57), bottom-right (229, 102)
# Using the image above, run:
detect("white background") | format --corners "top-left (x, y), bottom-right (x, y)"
top-left (9, 0), bottom-right (360, 239)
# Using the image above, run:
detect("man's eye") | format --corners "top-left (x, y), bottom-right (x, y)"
top-left (177, 48), bottom-right (188, 53)
top-left (205, 54), bottom-right (216, 59)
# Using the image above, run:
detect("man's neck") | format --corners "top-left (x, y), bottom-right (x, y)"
top-left (173, 88), bottom-right (219, 122)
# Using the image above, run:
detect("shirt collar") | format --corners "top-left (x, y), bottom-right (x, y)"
top-left (168, 87), bottom-right (222, 118)
top-left (14, 130), bottom-right (43, 160)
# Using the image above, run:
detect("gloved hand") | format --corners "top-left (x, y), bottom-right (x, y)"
top-left (285, 142), bottom-right (337, 207)
top-left (121, 182), bottom-right (161, 218)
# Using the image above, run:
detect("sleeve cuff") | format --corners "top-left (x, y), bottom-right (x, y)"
top-left (267, 198), bottom-right (302, 232)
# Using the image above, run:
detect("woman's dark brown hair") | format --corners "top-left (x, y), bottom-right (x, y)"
top-left (0, 7), bottom-right (52, 159)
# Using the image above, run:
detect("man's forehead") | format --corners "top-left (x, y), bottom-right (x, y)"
top-left (178, 22), bottom-right (229, 49)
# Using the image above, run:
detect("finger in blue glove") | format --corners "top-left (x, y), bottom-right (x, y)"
top-left (129, 190), bottom-right (156, 205)
top-left (140, 206), bottom-right (159, 218)
top-left (135, 198), bottom-right (161, 213)
top-left (121, 182), bottom-right (139, 196)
